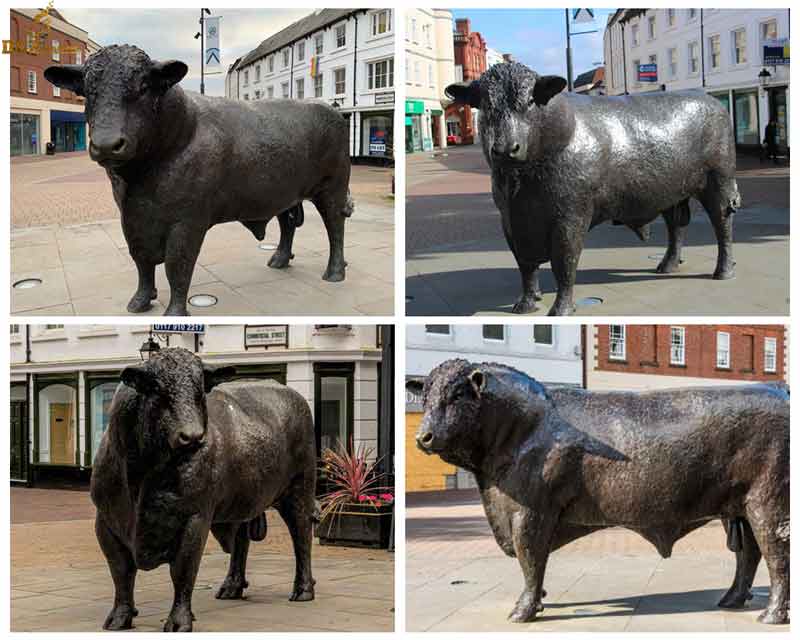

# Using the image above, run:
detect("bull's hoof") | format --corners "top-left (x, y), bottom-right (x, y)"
top-left (163, 606), bottom-right (193, 632)
top-left (268, 250), bottom-right (294, 269)
top-left (127, 289), bottom-right (157, 313)
top-left (655, 257), bottom-right (682, 274)
top-left (717, 589), bottom-right (753, 609)
top-left (289, 583), bottom-right (315, 602)
top-left (322, 264), bottom-right (346, 282)
top-left (508, 592), bottom-right (543, 623)
top-left (511, 295), bottom-right (538, 314)
top-left (216, 577), bottom-right (249, 600)
top-left (713, 267), bottom-right (736, 280)
top-left (103, 604), bottom-right (138, 630)
top-left (165, 304), bottom-right (190, 317)
top-left (757, 607), bottom-right (789, 625)
top-left (547, 302), bottom-right (575, 316)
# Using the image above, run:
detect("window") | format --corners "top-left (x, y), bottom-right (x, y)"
top-left (670, 327), bottom-right (686, 365)
top-left (631, 24), bottom-right (640, 47)
top-left (27, 70), bottom-right (37, 94)
top-left (297, 41), bottom-right (305, 62)
top-left (243, 69), bottom-right (249, 87)
top-left (733, 28), bottom-right (747, 64)
top-left (267, 86), bottom-right (274, 99)
top-left (45, 324), bottom-right (64, 331)
top-left (243, 93), bottom-right (249, 101)
top-left (411, 18), bottom-right (418, 43)
top-left (51, 40), bottom-right (60, 61)
top-left (533, 325), bottom-right (553, 346)
top-left (26, 32), bottom-right (35, 53)
top-left (688, 42), bottom-right (699, 74)
top-left (716, 332), bottom-right (730, 368)
top-left (314, 73), bottom-right (323, 98)
top-left (649, 53), bottom-right (657, 66)
top-left (255, 65), bottom-right (261, 82)
top-left (761, 19), bottom-right (778, 42)
top-left (414, 60), bottom-right (421, 84)
top-left (405, 57), bottom-right (411, 84)
top-left (688, 9), bottom-right (698, 21)
top-left (281, 82), bottom-right (289, 99)
top-left (647, 15), bottom-right (656, 40)
top-left (282, 49), bottom-right (290, 68)
top-left (428, 63), bottom-right (434, 87)
top-left (425, 325), bottom-right (450, 335)
top-left (609, 325), bottom-right (626, 360)
top-left (268, 55), bottom-right (274, 73)
top-left (37, 381), bottom-right (77, 464)
top-left (764, 337), bottom-right (777, 373)
top-left (372, 9), bottom-right (391, 36)
top-left (10, 324), bottom-right (20, 336)
top-left (709, 35), bottom-right (721, 69)
top-left (315, 34), bottom-right (324, 55)
top-left (335, 23), bottom-right (346, 48)
top-left (89, 379), bottom-right (118, 463)
top-left (482, 325), bottom-right (504, 342)
top-left (75, 49), bottom-right (82, 65)
top-left (295, 78), bottom-right (304, 100)
top-left (367, 58), bottom-right (394, 90)
top-left (53, 85), bottom-right (61, 97)
top-left (668, 47), bottom-right (678, 77)
top-left (667, 9), bottom-right (676, 27)
top-left (632, 59), bottom-right (640, 83)
top-left (254, 90), bottom-right (261, 100)
top-left (334, 68), bottom-right (346, 95)
top-left (425, 23), bottom-right (432, 47)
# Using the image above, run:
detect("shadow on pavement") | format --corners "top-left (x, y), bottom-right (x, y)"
top-left (407, 516), bottom-right (491, 542)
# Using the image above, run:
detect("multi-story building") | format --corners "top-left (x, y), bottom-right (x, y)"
top-left (585, 324), bottom-right (788, 391)
top-left (10, 324), bottom-right (392, 486)
top-left (604, 9), bottom-right (790, 152)
top-left (485, 46), bottom-right (504, 68)
top-left (226, 9), bottom-right (395, 161)
top-left (405, 8), bottom-right (455, 153)
top-left (405, 324), bottom-right (582, 492)
top-left (9, 8), bottom-right (91, 156)
top-left (574, 66), bottom-right (606, 95)
top-left (445, 18), bottom-right (487, 145)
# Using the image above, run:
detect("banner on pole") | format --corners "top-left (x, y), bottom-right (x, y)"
top-left (572, 9), bottom-right (595, 23)
top-left (205, 16), bottom-right (221, 74)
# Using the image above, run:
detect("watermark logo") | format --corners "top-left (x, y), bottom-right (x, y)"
top-left (3, 2), bottom-right (82, 58)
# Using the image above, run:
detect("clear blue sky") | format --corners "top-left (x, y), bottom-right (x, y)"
top-left (453, 8), bottom-right (615, 79)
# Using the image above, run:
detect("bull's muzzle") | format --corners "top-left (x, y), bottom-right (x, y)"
top-left (416, 430), bottom-right (436, 453)
top-left (89, 135), bottom-right (133, 165)
top-left (175, 429), bottom-right (205, 450)
top-left (491, 141), bottom-right (527, 163)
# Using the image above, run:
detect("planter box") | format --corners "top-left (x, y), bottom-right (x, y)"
top-left (316, 502), bottom-right (392, 549)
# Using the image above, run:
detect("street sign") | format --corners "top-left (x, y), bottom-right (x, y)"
top-left (638, 63), bottom-right (658, 83)
top-left (763, 38), bottom-right (789, 65)
top-left (244, 325), bottom-right (289, 349)
top-left (205, 16), bottom-right (221, 74)
top-left (573, 9), bottom-right (595, 23)
top-left (375, 91), bottom-right (395, 105)
top-left (153, 324), bottom-right (205, 333)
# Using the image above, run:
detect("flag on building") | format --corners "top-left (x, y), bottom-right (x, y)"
top-left (205, 16), bottom-right (221, 74)
top-left (310, 55), bottom-right (318, 77)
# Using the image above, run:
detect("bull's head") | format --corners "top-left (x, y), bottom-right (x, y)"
top-left (120, 348), bottom-right (235, 452)
top-left (446, 62), bottom-right (568, 165)
top-left (45, 44), bottom-right (187, 168)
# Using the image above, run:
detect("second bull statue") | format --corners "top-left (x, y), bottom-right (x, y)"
top-left (409, 359), bottom-right (790, 625)
top-left (46, 45), bottom-right (353, 316)
top-left (447, 62), bottom-right (741, 316)
top-left (91, 348), bottom-right (317, 631)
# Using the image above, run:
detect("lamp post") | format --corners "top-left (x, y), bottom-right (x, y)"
top-left (194, 8), bottom-right (212, 95)
top-left (758, 67), bottom-right (772, 88)
top-left (565, 9), bottom-right (599, 92)
top-left (139, 328), bottom-right (167, 360)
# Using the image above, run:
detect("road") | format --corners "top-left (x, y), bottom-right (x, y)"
top-left (406, 489), bottom-right (783, 632)
top-left (406, 145), bottom-right (789, 316)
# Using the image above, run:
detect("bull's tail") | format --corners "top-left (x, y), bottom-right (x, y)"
top-left (248, 512), bottom-right (268, 541)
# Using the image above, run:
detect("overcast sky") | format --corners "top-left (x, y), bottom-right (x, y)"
top-left (453, 9), bottom-right (615, 80)
top-left (59, 9), bottom-right (310, 96)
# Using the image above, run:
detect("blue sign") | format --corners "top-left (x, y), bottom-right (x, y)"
top-left (369, 127), bottom-right (387, 156)
top-left (153, 324), bottom-right (205, 333)
top-left (638, 63), bottom-right (658, 83)
top-left (763, 39), bottom-right (789, 65)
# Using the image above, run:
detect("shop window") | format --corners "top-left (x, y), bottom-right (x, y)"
top-left (10, 113), bottom-right (40, 156)
top-left (764, 338), bottom-right (777, 373)
top-left (670, 326), bottom-right (686, 365)
top-left (88, 379), bottom-right (117, 463)
top-left (37, 382), bottom-right (77, 464)
top-left (716, 332), bottom-right (730, 368)
top-left (363, 114), bottom-right (392, 157)
top-left (734, 90), bottom-right (759, 145)
top-left (335, 23), bottom-right (346, 49)
top-left (314, 363), bottom-right (354, 455)
top-left (367, 58), bottom-right (394, 90)
top-left (11, 384), bottom-right (28, 482)
top-left (533, 325), bottom-right (553, 346)
top-left (609, 325), bottom-right (626, 360)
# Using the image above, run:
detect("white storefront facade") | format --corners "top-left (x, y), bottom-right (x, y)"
top-left (405, 8), bottom-right (455, 153)
top-left (226, 9), bottom-right (395, 161)
top-left (604, 9), bottom-right (790, 151)
top-left (10, 324), bottom-right (387, 485)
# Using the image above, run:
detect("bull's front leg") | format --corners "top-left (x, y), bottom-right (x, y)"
top-left (164, 223), bottom-right (207, 317)
top-left (127, 258), bottom-right (158, 313)
top-left (164, 515), bottom-right (210, 632)
top-left (508, 510), bottom-right (557, 623)
top-left (95, 515), bottom-right (139, 630)
top-left (548, 221), bottom-right (587, 316)
top-left (499, 212), bottom-right (542, 313)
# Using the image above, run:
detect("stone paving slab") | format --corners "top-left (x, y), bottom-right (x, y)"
top-left (11, 201), bottom-right (394, 316)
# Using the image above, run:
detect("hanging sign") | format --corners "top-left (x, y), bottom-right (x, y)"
top-left (205, 16), bottom-right (222, 74)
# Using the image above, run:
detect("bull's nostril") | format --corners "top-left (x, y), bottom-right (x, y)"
top-left (510, 143), bottom-right (521, 154)
top-left (178, 432), bottom-right (191, 445)
top-left (420, 432), bottom-right (434, 445)
top-left (112, 139), bottom-right (127, 154)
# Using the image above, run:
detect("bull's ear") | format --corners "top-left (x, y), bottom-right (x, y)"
top-left (121, 363), bottom-right (158, 395)
top-left (446, 80), bottom-right (481, 108)
top-left (150, 60), bottom-right (188, 93)
top-left (406, 379), bottom-right (424, 395)
top-left (468, 369), bottom-right (486, 398)
top-left (44, 64), bottom-right (85, 96)
top-left (203, 363), bottom-right (236, 392)
top-left (533, 75), bottom-right (567, 106)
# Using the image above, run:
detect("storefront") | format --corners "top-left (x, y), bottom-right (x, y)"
top-left (51, 110), bottom-right (87, 153)
top-left (767, 85), bottom-right (789, 151)
top-left (11, 382), bottom-right (28, 483)
top-left (733, 88), bottom-right (760, 148)
top-left (10, 112), bottom-right (40, 156)
top-left (361, 110), bottom-right (394, 161)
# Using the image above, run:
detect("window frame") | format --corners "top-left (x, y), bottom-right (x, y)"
top-left (609, 325), bottom-right (626, 361)
top-left (764, 337), bottom-right (777, 373)
top-left (670, 326), bottom-right (686, 366)
top-left (716, 331), bottom-right (730, 369)
top-left (482, 325), bottom-right (505, 343)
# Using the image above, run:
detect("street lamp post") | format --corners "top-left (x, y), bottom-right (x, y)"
top-left (194, 8), bottom-right (212, 95)
top-left (564, 10), bottom-right (599, 92)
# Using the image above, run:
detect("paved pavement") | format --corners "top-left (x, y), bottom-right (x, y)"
top-left (406, 145), bottom-right (789, 316)
top-left (406, 489), bottom-right (784, 632)
top-left (11, 488), bottom-right (394, 632)
top-left (11, 152), bottom-right (394, 316)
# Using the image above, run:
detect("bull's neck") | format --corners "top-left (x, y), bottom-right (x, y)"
top-left (151, 85), bottom-right (197, 159)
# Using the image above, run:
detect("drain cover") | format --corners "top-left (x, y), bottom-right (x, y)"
top-left (577, 296), bottom-right (603, 306)
top-left (258, 242), bottom-right (278, 251)
top-left (188, 294), bottom-right (218, 308)
top-left (13, 278), bottom-right (42, 289)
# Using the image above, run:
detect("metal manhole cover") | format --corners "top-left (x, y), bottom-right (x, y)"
top-left (13, 278), bottom-right (42, 289)
top-left (188, 294), bottom-right (218, 308)
top-left (576, 296), bottom-right (603, 306)
top-left (258, 242), bottom-right (278, 251)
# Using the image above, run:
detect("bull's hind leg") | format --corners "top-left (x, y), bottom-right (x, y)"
top-left (656, 200), bottom-right (690, 274)
top-left (277, 472), bottom-right (316, 602)
top-left (699, 172), bottom-right (739, 280)
top-left (127, 258), bottom-right (158, 313)
top-left (719, 519), bottom-right (762, 608)
top-left (267, 207), bottom-right (300, 269)
top-left (96, 515), bottom-right (139, 630)
top-left (211, 522), bottom-right (251, 600)
top-left (745, 503), bottom-right (790, 624)
top-left (313, 183), bottom-right (353, 283)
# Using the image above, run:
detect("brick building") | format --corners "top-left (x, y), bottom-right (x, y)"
top-left (585, 324), bottom-right (788, 390)
top-left (9, 8), bottom-right (90, 156)
top-left (445, 18), bottom-right (487, 145)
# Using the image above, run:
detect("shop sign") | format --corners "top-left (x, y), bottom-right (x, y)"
top-left (405, 100), bottom-right (425, 114)
top-left (375, 91), bottom-right (395, 105)
top-left (153, 324), bottom-right (205, 333)
top-left (369, 129), bottom-right (387, 156)
top-left (763, 39), bottom-right (789, 65)
top-left (245, 324), bottom-right (289, 348)
top-left (637, 63), bottom-right (658, 83)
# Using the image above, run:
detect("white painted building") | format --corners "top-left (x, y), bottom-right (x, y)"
top-left (604, 8), bottom-right (790, 150)
top-left (405, 8), bottom-right (455, 153)
top-left (485, 47), bottom-right (504, 68)
top-left (226, 9), bottom-right (395, 160)
top-left (10, 324), bottom-right (387, 485)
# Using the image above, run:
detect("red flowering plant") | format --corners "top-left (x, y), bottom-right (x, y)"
top-left (318, 439), bottom-right (393, 532)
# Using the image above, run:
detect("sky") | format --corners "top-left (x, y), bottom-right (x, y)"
top-left (58, 9), bottom-right (311, 96)
top-left (453, 9), bottom-right (615, 81)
